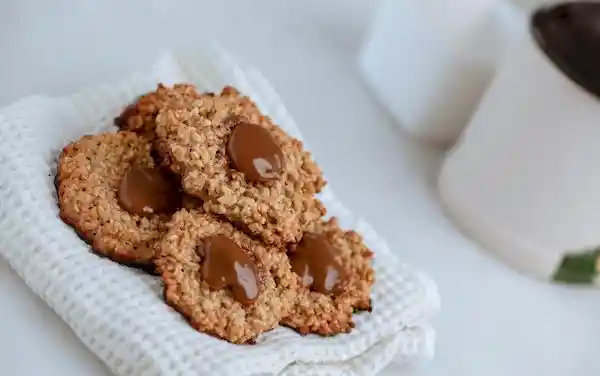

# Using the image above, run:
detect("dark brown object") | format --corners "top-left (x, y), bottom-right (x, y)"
top-left (118, 166), bottom-right (181, 217)
top-left (227, 121), bottom-right (284, 182)
top-left (532, 1), bottom-right (600, 99)
top-left (290, 233), bottom-right (346, 294)
top-left (201, 235), bottom-right (260, 305)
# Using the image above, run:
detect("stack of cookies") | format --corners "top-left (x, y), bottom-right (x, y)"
top-left (56, 84), bottom-right (375, 344)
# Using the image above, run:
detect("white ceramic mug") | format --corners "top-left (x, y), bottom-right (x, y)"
top-left (359, 0), bottom-right (524, 148)
top-left (439, 2), bottom-right (600, 284)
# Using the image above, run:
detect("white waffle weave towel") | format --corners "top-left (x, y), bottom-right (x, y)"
top-left (0, 47), bottom-right (439, 376)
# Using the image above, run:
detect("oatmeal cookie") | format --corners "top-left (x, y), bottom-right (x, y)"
top-left (282, 217), bottom-right (375, 335)
top-left (57, 132), bottom-right (182, 265)
top-left (115, 84), bottom-right (201, 140)
top-left (155, 86), bottom-right (326, 245)
top-left (156, 210), bottom-right (298, 344)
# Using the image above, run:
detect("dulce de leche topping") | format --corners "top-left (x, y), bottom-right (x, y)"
top-left (532, 2), bottom-right (600, 98)
top-left (226, 121), bottom-right (284, 182)
top-left (290, 233), bottom-right (346, 295)
top-left (118, 165), bottom-right (181, 217)
top-left (200, 235), bottom-right (260, 305)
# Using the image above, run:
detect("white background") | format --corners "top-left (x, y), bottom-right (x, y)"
top-left (0, 0), bottom-right (599, 375)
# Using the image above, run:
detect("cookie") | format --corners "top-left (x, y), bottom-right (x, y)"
top-left (181, 194), bottom-right (205, 211)
top-left (57, 132), bottom-right (182, 265)
top-left (156, 210), bottom-right (299, 344)
top-left (282, 217), bottom-right (375, 335)
top-left (115, 84), bottom-right (201, 140)
top-left (155, 86), bottom-right (326, 245)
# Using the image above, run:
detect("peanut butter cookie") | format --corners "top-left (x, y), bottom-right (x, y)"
top-left (57, 132), bottom-right (182, 265)
top-left (155, 86), bottom-right (326, 245)
top-left (115, 83), bottom-right (201, 140)
top-left (156, 210), bottom-right (299, 344)
top-left (282, 217), bottom-right (375, 335)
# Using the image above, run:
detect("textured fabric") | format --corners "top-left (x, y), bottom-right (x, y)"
top-left (0, 47), bottom-right (439, 376)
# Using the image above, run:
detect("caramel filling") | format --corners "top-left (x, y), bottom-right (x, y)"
top-left (290, 233), bottom-right (347, 294)
top-left (118, 166), bottom-right (181, 217)
top-left (200, 235), bottom-right (260, 305)
top-left (227, 121), bottom-right (283, 182)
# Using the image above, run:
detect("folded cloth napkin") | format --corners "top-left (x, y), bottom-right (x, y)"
top-left (0, 46), bottom-right (439, 376)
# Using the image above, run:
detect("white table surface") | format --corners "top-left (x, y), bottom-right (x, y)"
top-left (1, 1), bottom-right (599, 375)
